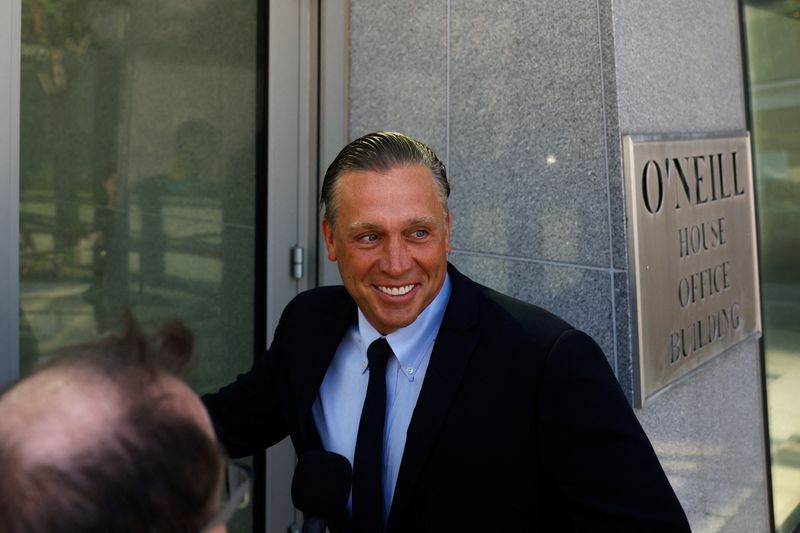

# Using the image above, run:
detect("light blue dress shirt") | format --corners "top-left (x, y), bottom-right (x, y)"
top-left (312, 274), bottom-right (452, 518)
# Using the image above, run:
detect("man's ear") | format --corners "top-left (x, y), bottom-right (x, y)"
top-left (321, 218), bottom-right (337, 262)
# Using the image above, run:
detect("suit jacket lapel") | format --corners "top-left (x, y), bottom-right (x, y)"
top-left (289, 290), bottom-right (358, 455)
top-left (387, 264), bottom-right (481, 531)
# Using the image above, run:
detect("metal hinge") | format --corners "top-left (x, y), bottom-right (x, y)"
top-left (291, 245), bottom-right (304, 280)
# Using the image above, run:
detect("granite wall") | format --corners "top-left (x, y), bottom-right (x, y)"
top-left (612, 1), bottom-right (768, 530)
top-left (348, 0), bottom-right (769, 530)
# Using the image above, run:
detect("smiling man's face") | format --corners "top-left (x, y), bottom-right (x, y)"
top-left (322, 164), bottom-right (452, 335)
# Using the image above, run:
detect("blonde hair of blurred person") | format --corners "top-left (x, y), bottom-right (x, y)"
top-left (0, 318), bottom-right (227, 533)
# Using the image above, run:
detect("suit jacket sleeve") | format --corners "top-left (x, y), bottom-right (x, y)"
top-left (201, 350), bottom-right (287, 458)
top-left (201, 306), bottom-right (295, 458)
top-left (536, 329), bottom-right (690, 532)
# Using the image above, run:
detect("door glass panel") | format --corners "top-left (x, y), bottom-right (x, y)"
top-left (742, 4), bottom-right (800, 531)
top-left (19, 2), bottom-right (260, 530)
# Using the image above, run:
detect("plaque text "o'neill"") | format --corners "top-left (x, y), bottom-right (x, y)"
top-left (640, 153), bottom-right (746, 214)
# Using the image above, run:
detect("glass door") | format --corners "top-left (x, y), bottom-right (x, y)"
top-left (16, 1), bottom-right (319, 531)
top-left (10, 0), bottom-right (344, 530)
top-left (742, 3), bottom-right (800, 532)
top-left (19, 1), bottom-right (262, 384)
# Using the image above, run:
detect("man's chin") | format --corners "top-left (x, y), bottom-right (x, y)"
top-left (368, 310), bottom-right (418, 336)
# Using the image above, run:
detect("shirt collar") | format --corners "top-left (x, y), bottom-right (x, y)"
top-left (357, 273), bottom-right (452, 382)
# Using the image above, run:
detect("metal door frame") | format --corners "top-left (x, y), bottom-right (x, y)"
top-left (262, 0), bottom-right (347, 531)
top-left (0, 0), bottom-right (21, 386)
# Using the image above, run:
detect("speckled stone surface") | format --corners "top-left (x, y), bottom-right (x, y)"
top-left (347, 2), bottom-right (769, 527)
top-left (448, 0), bottom-right (611, 268)
top-left (614, 271), bottom-right (634, 404)
top-left (612, 0), bottom-right (746, 134)
top-left (349, 0), bottom-right (448, 156)
top-left (611, 1), bottom-right (768, 530)
top-left (636, 339), bottom-right (769, 532)
top-left (449, 251), bottom-right (616, 368)
top-left (598, 0), bottom-right (629, 270)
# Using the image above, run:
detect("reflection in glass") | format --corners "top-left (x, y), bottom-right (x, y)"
top-left (19, 2), bottom-right (260, 531)
top-left (743, 4), bottom-right (800, 532)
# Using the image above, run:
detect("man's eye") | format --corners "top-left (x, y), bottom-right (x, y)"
top-left (360, 234), bottom-right (378, 242)
top-left (413, 230), bottom-right (428, 238)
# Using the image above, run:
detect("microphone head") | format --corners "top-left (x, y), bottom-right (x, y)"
top-left (292, 450), bottom-right (352, 520)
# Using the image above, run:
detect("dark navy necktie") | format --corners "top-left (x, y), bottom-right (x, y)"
top-left (352, 337), bottom-right (392, 533)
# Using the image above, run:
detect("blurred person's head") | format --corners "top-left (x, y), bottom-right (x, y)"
top-left (0, 318), bottom-right (226, 533)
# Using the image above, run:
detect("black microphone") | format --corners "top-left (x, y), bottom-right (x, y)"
top-left (292, 451), bottom-right (352, 533)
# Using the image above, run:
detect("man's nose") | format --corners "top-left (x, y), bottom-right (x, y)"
top-left (381, 237), bottom-right (412, 275)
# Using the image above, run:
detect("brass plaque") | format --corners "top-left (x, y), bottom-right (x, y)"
top-left (622, 133), bottom-right (761, 406)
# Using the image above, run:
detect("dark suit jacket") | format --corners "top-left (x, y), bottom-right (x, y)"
top-left (203, 264), bottom-right (690, 532)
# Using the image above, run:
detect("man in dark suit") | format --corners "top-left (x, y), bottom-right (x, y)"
top-left (203, 131), bottom-right (690, 532)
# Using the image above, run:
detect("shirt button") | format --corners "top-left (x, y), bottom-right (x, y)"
top-left (406, 367), bottom-right (414, 374)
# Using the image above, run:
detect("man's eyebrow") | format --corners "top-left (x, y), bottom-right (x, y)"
top-left (408, 216), bottom-right (438, 225)
top-left (346, 221), bottom-right (382, 232)
top-left (346, 216), bottom-right (440, 232)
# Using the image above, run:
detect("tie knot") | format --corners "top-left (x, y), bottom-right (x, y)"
top-left (367, 337), bottom-right (392, 375)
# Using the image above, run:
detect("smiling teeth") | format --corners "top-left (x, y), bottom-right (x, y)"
top-left (379, 285), bottom-right (414, 296)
